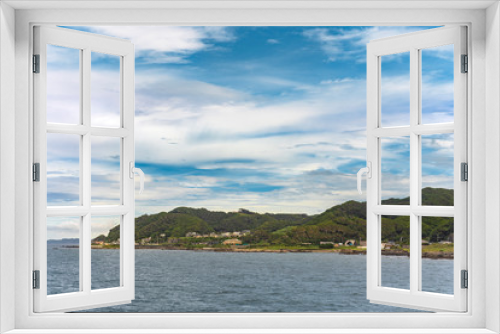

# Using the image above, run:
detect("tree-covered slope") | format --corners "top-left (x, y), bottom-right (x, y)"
top-left (107, 212), bottom-right (214, 241)
top-left (170, 207), bottom-right (309, 232)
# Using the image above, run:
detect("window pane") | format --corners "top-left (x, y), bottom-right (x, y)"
top-left (421, 217), bottom-right (454, 294)
top-left (381, 137), bottom-right (410, 204)
top-left (381, 215), bottom-right (410, 290)
top-left (91, 136), bottom-right (121, 205)
top-left (91, 52), bottom-right (121, 128)
top-left (47, 133), bottom-right (80, 206)
top-left (47, 216), bottom-right (80, 295)
top-left (46, 45), bottom-right (81, 124)
top-left (92, 216), bottom-right (121, 290)
top-left (421, 45), bottom-right (454, 124)
top-left (381, 52), bottom-right (410, 127)
top-left (421, 133), bottom-right (454, 206)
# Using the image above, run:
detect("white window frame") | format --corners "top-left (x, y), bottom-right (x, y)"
top-left (366, 26), bottom-right (468, 312)
top-left (1, 1), bottom-right (499, 333)
top-left (33, 26), bottom-right (136, 313)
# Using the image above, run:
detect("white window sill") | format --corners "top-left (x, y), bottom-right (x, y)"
top-left (3, 329), bottom-right (498, 334)
top-left (5, 328), bottom-right (495, 334)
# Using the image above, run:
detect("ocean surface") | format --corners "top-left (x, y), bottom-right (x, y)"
top-left (46, 248), bottom-right (454, 313)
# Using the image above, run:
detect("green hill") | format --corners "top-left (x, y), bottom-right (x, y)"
top-left (104, 187), bottom-right (454, 245)
top-left (170, 207), bottom-right (309, 232)
top-left (107, 212), bottom-right (214, 241)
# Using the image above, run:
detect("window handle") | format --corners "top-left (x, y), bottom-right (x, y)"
top-left (129, 162), bottom-right (145, 195)
top-left (357, 162), bottom-right (372, 195)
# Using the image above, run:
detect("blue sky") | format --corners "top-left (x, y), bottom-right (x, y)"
top-left (45, 26), bottom-right (455, 238)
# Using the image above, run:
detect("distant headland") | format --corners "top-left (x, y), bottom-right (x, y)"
top-left (79, 187), bottom-right (454, 258)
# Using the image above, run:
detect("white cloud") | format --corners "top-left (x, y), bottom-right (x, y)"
top-left (267, 39), bottom-right (280, 44)
top-left (91, 69), bottom-right (121, 127)
top-left (46, 59), bottom-right (80, 124)
top-left (47, 213), bottom-right (120, 240)
top-left (46, 44), bottom-right (81, 67)
top-left (303, 27), bottom-right (444, 63)
top-left (320, 78), bottom-right (355, 85)
top-left (87, 26), bottom-right (235, 63)
top-left (422, 175), bottom-right (454, 189)
top-left (303, 28), bottom-right (343, 61)
top-left (136, 173), bottom-right (365, 216)
top-left (47, 217), bottom-right (80, 240)
top-left (132, 73), bottom-right (368, 170)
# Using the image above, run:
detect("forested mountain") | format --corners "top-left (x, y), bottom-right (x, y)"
top-left (103, 187), bottom-right (454, 245)
top-left (170, 207), bottom-right (309, 233)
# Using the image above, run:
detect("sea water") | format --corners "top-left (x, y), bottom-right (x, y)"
top-left (46, 248), bottom-right (453, 313)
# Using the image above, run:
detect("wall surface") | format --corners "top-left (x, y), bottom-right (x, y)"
top-left (485, 2), bottom-right (500, 333)
top-left (0, 2), bottom-right (16, 333)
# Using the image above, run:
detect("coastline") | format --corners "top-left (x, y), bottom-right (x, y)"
top-left (84, 244), bottom-right (453, 259)
top-left (125, 245), bottom-right (452, 258)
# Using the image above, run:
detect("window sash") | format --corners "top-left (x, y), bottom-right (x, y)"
top-left (366, 26), bottom-right (468, 312)
top-left (32, 25), bottom-right (136, 313)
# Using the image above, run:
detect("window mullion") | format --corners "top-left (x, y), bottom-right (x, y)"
top-left (409, 47), bottom-right (420, 294)
top-left (77, 48), bottom-right (84, 292)
top-left (82, 47), bottom-right (92, 294)
top-left (365, 49), bottom-right (380, 296)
